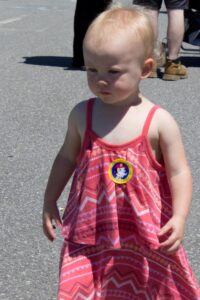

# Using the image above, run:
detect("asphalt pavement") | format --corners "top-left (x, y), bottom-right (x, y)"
top-left (0, 1), bottom-right (200, 299)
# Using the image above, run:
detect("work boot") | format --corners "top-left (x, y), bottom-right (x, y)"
top-left (163, 58), bottom-right (188, 81)
top-left (148, 41), bottom-right (167, 78)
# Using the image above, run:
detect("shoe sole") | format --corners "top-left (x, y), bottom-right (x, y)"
top-left (162, 74), bottom-right (188, 81)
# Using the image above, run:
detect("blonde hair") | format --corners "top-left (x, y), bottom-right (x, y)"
top-left (83, 5), bottom-right (154, 60)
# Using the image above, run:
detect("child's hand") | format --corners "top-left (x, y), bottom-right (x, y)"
top-left (158, 215), bottom-right (186, 254)
top-left (42, 201), bottom-right (62, 242)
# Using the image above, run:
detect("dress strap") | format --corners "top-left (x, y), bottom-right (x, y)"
top-left (86, 98), bottom-right (95, 131)
top-left (78, 98), bottom-right (95, 156)
top-left (142, 105), bottom-right (160, 136)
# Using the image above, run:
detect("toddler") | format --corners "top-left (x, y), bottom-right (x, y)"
top-left (43, 5), bottom-right (200, 299)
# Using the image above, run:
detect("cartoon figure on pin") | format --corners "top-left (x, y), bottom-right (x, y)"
top-left (108, 158), bottom-right (133, 184)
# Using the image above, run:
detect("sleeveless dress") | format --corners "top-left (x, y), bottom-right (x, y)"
top-left (58, 99), bottom-right (200, 300)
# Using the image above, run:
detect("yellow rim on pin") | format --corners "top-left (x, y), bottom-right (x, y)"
top-left (108, 158), bottom-right (133, 184)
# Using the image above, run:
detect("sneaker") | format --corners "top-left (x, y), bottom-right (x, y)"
top-left (163, 58), bottom-right (188, 81)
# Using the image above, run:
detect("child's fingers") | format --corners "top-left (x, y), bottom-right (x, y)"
top-left (159, 231), bottom-right (177, 249)
top-left (55, 220), bottom-right (62, 229)
top-left (158, 221), bottom-right (172, 237)
top-left (43, 217), bottom-right (56, 241)
top-left (55, 212), bottom-right (62, 228)
top-left (163, 240), bottom-right (181, 254)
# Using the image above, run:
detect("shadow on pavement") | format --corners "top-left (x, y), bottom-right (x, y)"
top-left (22, 55), bottom-right (200, 70)
top-left (22, 56), bottom-right (84, 70)
top-left (181, 56), bottom-right (200, 67)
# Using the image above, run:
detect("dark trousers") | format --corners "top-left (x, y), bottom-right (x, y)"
top-left (73, 0), bottom-right (112, 66)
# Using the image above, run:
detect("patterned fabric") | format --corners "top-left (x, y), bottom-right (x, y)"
top-left (58, 99), bottom-right (200, 299)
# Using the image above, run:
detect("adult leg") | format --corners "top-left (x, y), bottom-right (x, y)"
top-left (146, 9), bottom-right (160, 40)
top-left (167, 9), bottom-right (185, 60)
top-left (73, 0), bottom-right (94, 67)
top-left (73, 0), bottom-right (112, 67)
top-left (145, 9), bottom-right (167, 77)
top-left (133, 0), bottom-right (166, 78)
top-left (163, 0), bottom-right (188, 80)
top-left (133, 0), bottom-right (160, 38)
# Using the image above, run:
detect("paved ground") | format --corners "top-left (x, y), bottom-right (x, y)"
top-left (0, 1), bottom-right (200, 299)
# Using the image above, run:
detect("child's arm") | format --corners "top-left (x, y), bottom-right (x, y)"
top-left (156, 109), bottom-right (192, 254)
top-left (42, 106), bottom-right (82, 241)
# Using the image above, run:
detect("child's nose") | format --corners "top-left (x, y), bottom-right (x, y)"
top-left (97, 80), bottom-right (108, 86)
top-left (97, 76), bottom-right (108, 86)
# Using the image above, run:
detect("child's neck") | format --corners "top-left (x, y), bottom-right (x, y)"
top-left (97, 94), bottom-right (143, 110)
top-left (91, 95), bottom-right (151, 145)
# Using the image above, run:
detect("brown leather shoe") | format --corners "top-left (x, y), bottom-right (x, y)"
top-left (163, 58), bottom-right (188, 81)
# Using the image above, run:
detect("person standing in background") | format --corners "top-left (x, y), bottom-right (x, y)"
top-left (133, 0), bottom-right (189, 80)
top-left (72, 0), bottom-right (112, 68)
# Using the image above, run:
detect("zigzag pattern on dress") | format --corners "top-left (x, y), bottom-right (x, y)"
top-left (59, 101), bottom-right (200, 299)
top-left (58, 242), bottom-right (200, 300)
top-left (62, 140), bottom-right (171, 249)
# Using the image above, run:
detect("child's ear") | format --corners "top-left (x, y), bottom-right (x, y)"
top-left (141, 58), bottom-right (154, 79)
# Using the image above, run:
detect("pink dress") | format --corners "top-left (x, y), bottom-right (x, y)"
top-left (58, 99), bottom-right (200, 300)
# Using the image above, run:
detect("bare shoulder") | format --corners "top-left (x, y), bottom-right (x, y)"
top-left (69, 100), bottom-right (87, 120)
top-left (156, 108), bottom-right (180, 130)
top-left (153, 108), bottom-right (182, 143)
top-left (69, 100), bottom-right (88, 138)
top-left (59, 100), bottom-right (88, 159)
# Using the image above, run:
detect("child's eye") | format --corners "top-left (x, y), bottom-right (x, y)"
top-left (108, 69), bottom-right (120, 74)
top-left (87, 68), bottom-right (97, 73)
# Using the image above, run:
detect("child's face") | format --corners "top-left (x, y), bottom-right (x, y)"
top-left (84, 33), bottom-right (152, 105)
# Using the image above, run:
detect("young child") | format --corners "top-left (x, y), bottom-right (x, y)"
top-left (42, 5), bottom-right (200, 300)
